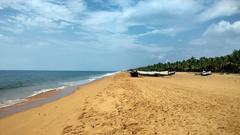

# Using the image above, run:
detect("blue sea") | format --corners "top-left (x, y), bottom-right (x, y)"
top-left (0, 70), bottom-right (115, 108)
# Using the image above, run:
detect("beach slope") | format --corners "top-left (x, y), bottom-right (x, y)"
top-left (0, 72), bottom-right (240, 134)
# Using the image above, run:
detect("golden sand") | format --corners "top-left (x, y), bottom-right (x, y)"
top-left (0, 72), bottom-right (240, 135)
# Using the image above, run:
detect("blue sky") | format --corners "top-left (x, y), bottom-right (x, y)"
top-left (0, 0), bottom-right (240, 71)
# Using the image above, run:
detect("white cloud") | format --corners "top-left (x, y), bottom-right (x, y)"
top-left (90, 0), bottom-right (135, 9)
top-left (81, 11), bottom-right (126, 33)
top-left (76, 0), bottom-right (238, 37)
top-left (204, 20), bottom-right (240, 35)
top-left (191, 20), bottom-right (240, 46)
top-left (66, 0), bottom-right (86, 13)
top-left (0, 33), bottom-right (8, 41)
top-left (111, 0), bottom-right (134, 8)
top-left (189, 20), bottom-right (240, 57)
top-left (136, 27), bottom-right (184, 37)
top-left (198, 0), bottom-right (240, 21)
top-left (1, 0), bottom-right (238, 35)
top-left (121, 0), bottom-right (202, 26)
top-left (1, 0), bottom-right (239, 58)
top-left (0, 0), bottom-right (85, 29)
top-left (78, 0), bottom-right (202, 35)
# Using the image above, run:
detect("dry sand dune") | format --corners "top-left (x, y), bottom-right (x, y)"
top-left (0, 72), bottom-right (240, 135)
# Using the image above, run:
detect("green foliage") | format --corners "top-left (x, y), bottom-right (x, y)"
top-left (137, 50), bottom-right (240, 73)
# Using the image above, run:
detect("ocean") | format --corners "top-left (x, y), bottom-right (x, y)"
top-left (0, 70), bottom-right (115, 108)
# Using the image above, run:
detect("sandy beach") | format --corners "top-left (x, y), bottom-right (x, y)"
top-left (0, 72), bottom-right (240, 135)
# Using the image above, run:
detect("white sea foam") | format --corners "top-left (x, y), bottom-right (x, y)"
top-left (29, 86), bottom-right (66, 97)
top-left (63, 80), bottom-right (89, 86)
top-left (0, 86), bottom-right (67, 108)
top-left (30, 72), bottom-right (118, 98)
top-left (0, 98), bottom-right (27, 108)
top-left (64, 71), bottom-right (118, 86)
top-left (88, 71), bottom-right (119, 81)
top-left (0, 71), bottom-right (119, 108)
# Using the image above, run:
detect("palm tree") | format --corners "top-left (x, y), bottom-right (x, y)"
top-left (137, 50), bottom-right (240, 73)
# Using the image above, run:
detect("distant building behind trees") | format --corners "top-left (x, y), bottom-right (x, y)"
top-left (137, 50), bottom-right (240, 73)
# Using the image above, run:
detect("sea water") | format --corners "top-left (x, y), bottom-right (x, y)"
top-left (0, 70), bottom-right (115, 108)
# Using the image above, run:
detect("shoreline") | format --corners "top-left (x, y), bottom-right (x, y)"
top-left (0, 86), bottom-right (76, 118)
top-left (1, 72), bottom-right (239, 134)
top-left (0, 72), bottom-right (116, 118)
top-left (0, 71), bottom-right (238, 118)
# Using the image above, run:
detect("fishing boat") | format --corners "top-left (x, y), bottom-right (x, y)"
top-left (201, 71), bottom-right (212, 76)
top-left (129, 70), bottom-right (175, 77)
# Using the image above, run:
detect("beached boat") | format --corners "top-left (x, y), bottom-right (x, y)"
top-left (138, 71), bottom-right (169, 76)
top-left (129, 70), bottom-right (175, 77)
top-left (168, 71), bottom-right (176, 76)
top-left (201, 71), bottom-right (212, 76)
top-left (129, 69), bottom-right (139, 77)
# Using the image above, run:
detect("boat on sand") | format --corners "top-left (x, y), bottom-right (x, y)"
top-left (129, 70), bottom-right (175, 77)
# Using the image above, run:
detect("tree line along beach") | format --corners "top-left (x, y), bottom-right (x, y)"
top-left (0, 50), bottom-right (240, 135)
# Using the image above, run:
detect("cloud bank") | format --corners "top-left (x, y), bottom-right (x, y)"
top-left (0, 0), bottom-right (239, 70)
